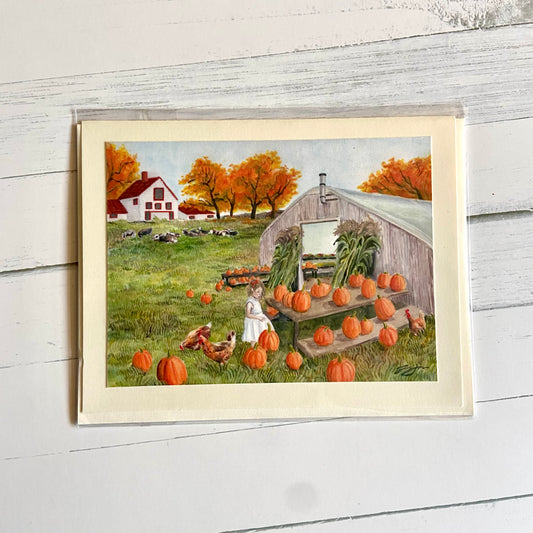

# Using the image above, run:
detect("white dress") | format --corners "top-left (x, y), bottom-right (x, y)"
top-left (242, 296), bottom-right (274, 343)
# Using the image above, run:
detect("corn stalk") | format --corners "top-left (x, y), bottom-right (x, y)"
top-left (331, 217), bottom-right (381, 287)
top-left (267, 226), bottom-right (301, 289)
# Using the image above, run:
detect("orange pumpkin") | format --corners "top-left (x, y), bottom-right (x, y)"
top-left (326, 356), bottom-right (356, 382)
top-left (313, 325), bottom-right (334, 346)
top-left (390, 273), bottom-right (407, 292)
top-left (374, 295), bottom-right (395, 321)
top-left (258, 325), bottom-right (280, 352)
top-left (360, 318), bottom-right (374, 335)
top-left (292, 288), bottom-right (311, 313)
top-left (243, 344), bottom-right (267, 369)
top-left (186, 288), bottom-right (194, 298)
top-left (332, 286), bottom-right (351, 307)
top-left (377, 272), bottom-right (391, 289)
top-left (225, 286), bottom-right (232, 292)
top-left (157, 355), bottom-right (187, 385)
top-left (229, 278), bottom-right (237, 286)
top-left (361, 278), bottom-right (376, 299)
top-left (215, 281), bottom-right (223, 291)
top-left (282, 291), bottom-right (295, 308)
top-left (342, 315), bottom-right (361, 339)
top-left (132, 349), bottom-right (152, 372)
top-left (348, 272), bottom-right (364, 288)
top-left (266, 305), bottom-right (279, 317)
top-left (285, 347), bottom-right (303, 370)
top-left (273, 284), bottom-right (289, 302)
top-left (200, 292), bottom-right (212, 305)
top-left (310, 279), bottom-right (331, 298)
top-left (379, 323), bottom-right (398, 347)
top-left (226, 269), bottom-right (233, 276)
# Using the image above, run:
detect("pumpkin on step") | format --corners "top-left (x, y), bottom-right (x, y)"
top-left (377, 272), bottom-right (391, 289)
top-left (361, 278), bottom-right (376, 299)
top-left (342, 315), bottom-right (361, 339)
top-left (390, 273), bottom-right (407, 292)
top-left (332, 286), bottom-right (351, 307)
top-left (310, 279), bottom-right (331, 298)
top-left (348, 272), bottom-right (364, 288)
top-left (292, 288), bottom-right (311, 313)
top-left (313, 325), bottom-right (334, 346)
top-left (374, 295), bottom-right (395, 321)
top-left (360, 318), bottom-right (374, 335)
top-left (273, 284), bottom-right (289, 302)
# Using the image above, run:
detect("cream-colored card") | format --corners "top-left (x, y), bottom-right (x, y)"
top-left (78, 116), bottom-right (472, 424)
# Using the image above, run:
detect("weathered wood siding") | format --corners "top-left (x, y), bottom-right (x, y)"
top-left (260, 188), bottom-right (435, 314)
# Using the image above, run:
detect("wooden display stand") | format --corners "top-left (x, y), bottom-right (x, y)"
top-left (266, 285), bottom-right (418, 358)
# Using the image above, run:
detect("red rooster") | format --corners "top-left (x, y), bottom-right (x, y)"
top-left (405, 309), bottom-right (426, 336)
top-left (198, 330), bottom-right (236, 367)
top-left (179, 323), bottom-right (212, 351)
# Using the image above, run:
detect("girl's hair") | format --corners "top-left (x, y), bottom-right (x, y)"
top-left (247, 278), bottom-right (265, 297)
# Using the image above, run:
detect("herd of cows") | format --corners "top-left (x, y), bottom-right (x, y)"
top-left (120, 226), bottom-right (239, 244)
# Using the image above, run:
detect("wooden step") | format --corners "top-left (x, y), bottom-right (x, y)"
top-left (296, 306), bottom-right (423, 358)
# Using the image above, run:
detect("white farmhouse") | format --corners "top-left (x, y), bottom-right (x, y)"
top-left (118, 171), bottom-right (179, 222)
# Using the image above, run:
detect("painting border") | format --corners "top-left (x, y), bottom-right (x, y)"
top-left (78, 116), bottom-right (472, 424)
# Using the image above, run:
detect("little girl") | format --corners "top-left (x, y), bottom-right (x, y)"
top-left (241, 279), bottom-right (275, 344)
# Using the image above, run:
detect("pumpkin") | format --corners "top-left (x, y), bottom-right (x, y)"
top-left (310, 278), bottom-right (331, 298)
top-left (215, 281), bottom-right (223, 291)
top-left (200, 292), bottom-right (212, 305)
top-left (379, 323), bottom-right (398, 347)
top-left (313, 325), bottom-right (334, 346)
top-left (360, 318), bottom-right (374, 335)
top-left (132, 349), bottom-right (152, 372)
top-left (258, 324), bottom-right (280, 352)
top-left (273, 284), bottom-right (289, 302)
top-left (342, 315), bottom-right (361, 339)
top-left (292, 288), bottom-right (311, 313)
top-left (226, 269), bottom-right (233, 276)
top-left (390, 273), bottom-right (407, 292)
top-left (326, 356), bottom-right (356, 382)
top-left (186, 288), bottom-right (194, 298)
top-left (285, 346), bottom-right (303, 370)
top-left (157, 355), bottom-right (187, 385)
top-left (243, 344), bottom-right (267, 369)
top-left (377, 272), bottom-right (391, 289)
top-left (225, 286), bottom-right (232, 292)
top-left (374, 295), bottom-right (395, 321)
top-left (266, 305), bottom-right (279, 317)
top-left (282, 291), bottom-right (295, 308)
top-left (332, 286), bottom-right (351, 307)
top-left (348, 272), bottom-right (364, 288)
top-left (361, 278), bottom-right (376, 299)
top-left (229, 278), bottom-right (237, 286)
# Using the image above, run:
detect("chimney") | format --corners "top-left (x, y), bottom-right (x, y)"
top-left (318, 172), bottom-right (338, 205)
top-left (141, 171), bottom-right (148, 182)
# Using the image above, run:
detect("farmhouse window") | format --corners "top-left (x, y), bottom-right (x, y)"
top-left (109, 213), bottom-right (117, 219)
top-left (155, 203), bottom-right (162, 210)
top-left (165, 202), bottom-right (172, 210)
top-left (133, 199), bottom-right (138, 205)
top-left (145, 212), bottom-right (151, 221)
top-left (169, 212), bottom-right (174, 220)
top-left (207, 215), bottom-right (214, 219)
top-left (153, 188), bottom-right (164, 201)
top-left (188, 215), bottom-right (195, 220)
top-left (145, 202), bottom-right (152, 209)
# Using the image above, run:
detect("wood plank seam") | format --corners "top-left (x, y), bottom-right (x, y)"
top-left (220, 492), bottom-right (533, 532)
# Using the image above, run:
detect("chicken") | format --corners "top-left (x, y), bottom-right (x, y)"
top-left (405, 309), bottom-right (426, 336)
top-left (179, 323), bottom-right (212, 351)
top-left (198, 330), bottom-right (236, 366)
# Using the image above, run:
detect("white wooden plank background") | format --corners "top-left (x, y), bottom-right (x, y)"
top-left (1, 1), bottom-right (532, 531)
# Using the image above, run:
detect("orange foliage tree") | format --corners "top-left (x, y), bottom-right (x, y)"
top-left (358, 156), bottom-right (432, 200)
top-left (179, 157), bottom-right (228, 219)
top-left (105, 143), bottom-right (140, 199)
top-left (230, 151), bottom-right (300, 218)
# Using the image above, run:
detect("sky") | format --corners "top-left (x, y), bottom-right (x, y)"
top-left (119, 137), bottom-right (431, 204)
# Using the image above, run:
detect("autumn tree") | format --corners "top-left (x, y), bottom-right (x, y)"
top-left (105, 143), bottom-right (140, 199)
top-left (358, 156), bottom-right (432, 200)
top-left (230, 151), bottom-right (300, 219)
top-left (179, 157), bottom-right (228, 219)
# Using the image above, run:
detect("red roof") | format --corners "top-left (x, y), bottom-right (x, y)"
top-left (179, 205), bottom-right (215, 215)
top-left (118, 176), bottom-right (179, 201)
top-left (107, 199), bottom-right (127, 214)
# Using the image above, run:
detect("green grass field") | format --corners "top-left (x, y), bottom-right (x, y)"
top-left (107, 217), bottom-right (437, 386)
